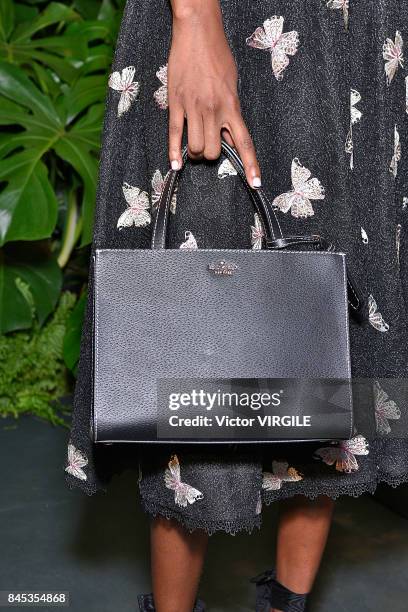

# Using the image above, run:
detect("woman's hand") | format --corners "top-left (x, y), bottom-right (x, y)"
top-left (168, 0), bottom-right (261, 188)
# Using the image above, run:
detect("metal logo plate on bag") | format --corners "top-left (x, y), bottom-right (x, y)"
top-left (208, 261), bottom-right (238, 276)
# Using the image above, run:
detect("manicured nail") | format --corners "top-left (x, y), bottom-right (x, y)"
top-left (171, 159), bottom-right (180, 170)
top-left (252, 176), bottom-right (262, 188)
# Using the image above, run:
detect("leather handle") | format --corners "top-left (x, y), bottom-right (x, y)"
top-left (151, 139), bottom-right (283, 250)
top-left (149, 140), bottom-right (367, 322)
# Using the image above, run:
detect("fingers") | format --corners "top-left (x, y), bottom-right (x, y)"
top-left (168, 96), bottom-right (184, 170)
top-left (203, 103), bottom-right (222, 160)
top-left (168, 94), bottom-right (260, 189)
top-left (220, 128), bottom-right (235, 148)
top-left (186, 104), bottom-right (204, 160)
top-left (226, 113), bottom-right (261, 189)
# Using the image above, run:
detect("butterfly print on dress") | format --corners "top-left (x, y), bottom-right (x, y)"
top-left (345, 89), bottom-right (362, 170)
top-left (151, 169), bottom-right (177, 214)
top-left (117, 184), bottom-right (151, 228)
top-left (246, 16), bottom-right (299, 81)
top-left (326, 0), bottom-right (349, 30)
top-left (154, 65), bottom-right (168, 109)
top-left (164, 455), bottom-right (204, 507)
top-left (374, 381), bottom-right (401, 435)
top-left (389, 125), bottom-right (401, 178)
top-left (383, 31), bottom-right (404, 86)
top-left (179, 231), bottom-right (198, 250)
top-left (251, 213), bottom-right (264, 250)
top-left (361, 227), bottom-right (368, 244)
top-left (218, 158), bottom-right (237, 178)
top-left (315, 436), bottom-right (369, 473)
top-left (368, 294), bottom-right (389, 332)
top-left (65, 443), bottom-right (88, 481)
top-left (108, 66), bottom-right (140, 116)
top-left (273, 158), bottom-right (325, 218)
top-left (262, 461), bottom-right (303, 491)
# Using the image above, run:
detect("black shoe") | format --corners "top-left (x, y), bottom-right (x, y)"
top-left (250, 570), bottom-right (308, 612)
top-left (137, 593), bottom-right (206, 611)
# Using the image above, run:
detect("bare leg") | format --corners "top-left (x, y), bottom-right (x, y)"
top-left (151, 516), bottom-right (208, 612)
top-left (271, 495), bottom-right (334, 612)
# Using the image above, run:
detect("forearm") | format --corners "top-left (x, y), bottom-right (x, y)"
top-left (167, 0), bottom-right (261, 186)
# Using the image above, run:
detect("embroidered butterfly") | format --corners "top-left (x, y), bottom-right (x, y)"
top-left (273, 158), bottom-right (325, 218)
top-left (389, 125), bottom-right (401, 178)
top-left (262, 461), bottom-right (303, 491)
top-left (246, 16), bottom-right (299, 81)
top-left (383, 31), bottom-right (404, 86)
top-left (164, 455), bottom-right (204, 507)
top-left (65, 443), bottom-right (88, 481)
top-left (154, 65), bottom-right (168, 109)
top-left (251, 213), bottom-right (264, 250)
top-left (179, 231), bottom-right (198, 250)
top-left (345, 89), bottom-right (362, 169)
top-left (151, 169), bottom-right (177, 214)
top-left (117, 184), bottom-right (151, 229)
top-left (361, 227), bottom-right (368, 244)
top-left (108, 66), bottom-right (140, 117)
top-left (315, 436), bottom-right (369, 473)
top-left (368, 294), bottom-right (389, 332)
top-left (326, 0), bottom-right (349, 30)
top-left (218, 158), bottom-right (237, 178)
top-left (374, 381), bottom-right (401, 435)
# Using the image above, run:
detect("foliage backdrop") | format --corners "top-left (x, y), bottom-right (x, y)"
top-left (0, 0), bottom-right (124, 423)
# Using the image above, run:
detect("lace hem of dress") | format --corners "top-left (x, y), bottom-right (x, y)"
top-left (65, 468), bottom-right (408, 536)
top-left (140, 497), bottom-right (263, 536)
top-left (65, 473), bottom-right (108, 496)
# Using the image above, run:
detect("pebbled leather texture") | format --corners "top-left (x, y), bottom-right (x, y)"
top-left (93, 248), bottom-right (353, 443)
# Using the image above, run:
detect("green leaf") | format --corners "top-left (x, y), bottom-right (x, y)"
top-left (0, 243), bottom-right (62, 334)
top-left (11, 2), bottom-right (80, 43)
top-left (63, 289), bottom-right (87, 372)
top-left (62, 75), bottom-right (107, 122)
top-left (81, 44), bottom-right (112, 75)
top-left (0, 290), bottom-right (76, 426)
top-left (0, 153), bottom-right (58, 245)
top-left (67, 19), bottom-right (112, 43)
top-left (73, 0), bottom-right (101, 20)
top-left (30, 60), bottom-right (62, 98)
top-left (54, 138), bottom-right (98, 246)
top-left (0, 60), bottom-right (61, 125)
top-left (14, 5), bottom-right (39, 27)
top-left (0, 0), bottom-right (15, 42)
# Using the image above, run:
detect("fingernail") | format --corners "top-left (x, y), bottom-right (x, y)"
top-left (252, 176), bottom-right (262, 188)
top-left (171, 159), bottom-right (180, 170)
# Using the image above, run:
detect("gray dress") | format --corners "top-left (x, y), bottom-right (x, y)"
top-left (65, 0), bottom-right (408, 535)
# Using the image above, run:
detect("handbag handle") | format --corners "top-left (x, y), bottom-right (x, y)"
top-left (151, 139), bottom-right (284, 250)
top-left (150, 139), bottom-right (367, 322)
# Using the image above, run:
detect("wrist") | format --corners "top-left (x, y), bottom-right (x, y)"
top-left (171, 0), bottom-right (221, 24)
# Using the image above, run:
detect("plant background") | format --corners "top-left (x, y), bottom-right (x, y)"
top-left (0, 0), bottom-right (125, 424)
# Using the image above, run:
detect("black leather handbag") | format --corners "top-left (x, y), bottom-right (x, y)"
top-left (92, 141), bottom-right (365, 444)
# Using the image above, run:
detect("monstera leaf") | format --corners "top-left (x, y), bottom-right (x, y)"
top-left (0, 2), bottom-right (83, 83)
top-left (0, 0), bottom-right (123, 342)
top-left (0, 61), bottom-right (101, 246)
top-left (0, 243), bottom-right (62, 334)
